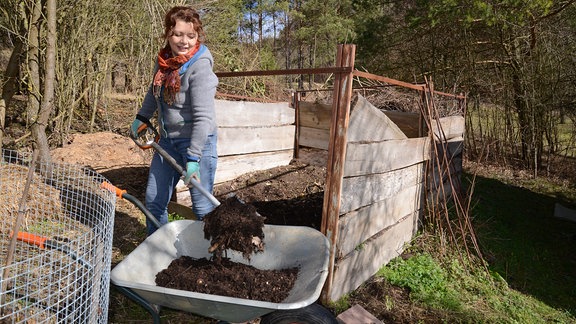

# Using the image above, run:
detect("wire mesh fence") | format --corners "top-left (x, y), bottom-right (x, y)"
top-left (0, 149), bottom-right (116, 323)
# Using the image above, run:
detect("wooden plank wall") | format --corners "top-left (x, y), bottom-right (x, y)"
top-left (175, 99), bottom-right (295, 205)
top-left (215, 99), bottom-right (295, 183)
top-left (428, 116), bottom-right (465, 203)
top-left (297, 94), bottom-right (457, 301)
top-left (327, 94), bottom-right (430, 301)
top-left (298, 101), bottom-right (332, 150)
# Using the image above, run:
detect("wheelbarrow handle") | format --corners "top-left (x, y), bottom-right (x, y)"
top-left (101, 182), bottom-right (163, 229)
top-left (13, 231), bottom-right (92, 270)
top-left (130, 122), bottom-right (221, 208)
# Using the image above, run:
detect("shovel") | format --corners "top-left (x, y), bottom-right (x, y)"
top-left (130, 121), bottom-right (265, 256)
top-left (130, 121), bottom-right (221, 208)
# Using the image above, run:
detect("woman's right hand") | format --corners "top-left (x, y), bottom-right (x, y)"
top-left (130, 119), bottom-right (144, 138)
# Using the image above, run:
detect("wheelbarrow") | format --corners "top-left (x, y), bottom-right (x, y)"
top-left (110, 220), bottom-right (333, 323)
top-left (104, 166), bottom-right (335, 322)
top-left (111, 121), bottom-right (335, 323)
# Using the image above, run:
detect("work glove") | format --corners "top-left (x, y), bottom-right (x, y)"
top-left (130, 115), bottom-right (149, 138)
top-left (184, 161), bottom-right (200, 184)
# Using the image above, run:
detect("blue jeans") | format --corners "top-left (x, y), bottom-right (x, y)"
top-left (145, 134), bottom-right (218, 235)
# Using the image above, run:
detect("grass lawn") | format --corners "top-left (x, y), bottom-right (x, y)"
top-left (469, 169), bottom-right (576, 315)
top-left (342, 163), bottom-right (576, 323)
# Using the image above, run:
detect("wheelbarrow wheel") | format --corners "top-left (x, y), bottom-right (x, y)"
top-left (260, 303), bottom-right (338, 324)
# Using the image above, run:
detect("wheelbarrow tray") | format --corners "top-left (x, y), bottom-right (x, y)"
top-left (110, 220), bottom-right (330, 323)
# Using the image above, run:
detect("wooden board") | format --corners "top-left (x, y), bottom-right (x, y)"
top-left (336, 305), bottom-right (383, 324)
top-left (348, 94), bottom-right (407, 142)
top-left (430, 115), bottom-right (465, 141)
top-left (298, 101), bottom-right (332, 130)
top-left (215, 99), bottom-right (294, 127)
top-left (299, 126), bottom-right (330, 150)
top-left (427, 182), bottom-right (456, 204)
top-left (383, 111), bottom-right (420, 138)
top-left (214, 149), bottom-right (293, 183)
top-left (344, 137), bottom-right (430, 177)
top-left (329, 212), bottom-right (417, 301)
top-left (435, 137), bottom-right (464, 158)
top-left (340, 163), bottom-right (426, 214)
top-left (217, 125), bottom-right (295, 156)
top-left (430, 138), bottom-right (464, 185)
top-left (337, 184), bottom-right (423, 257)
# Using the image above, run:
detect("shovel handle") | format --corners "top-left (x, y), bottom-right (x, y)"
top-left (149, 141), bottom-right (221, 207)
top-left (130, 120), bottom-right (160, 150)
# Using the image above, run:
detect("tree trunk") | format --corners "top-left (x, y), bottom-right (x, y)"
top-left (257, 0), bottom-right (263, 44)
top-left (26, 0), bottom-right (42, 130)
top-left (31, 0), bottom-right (57, 162)
top-left (0, 99), bottom-right (5, 151)
top-left (0, 40), bottom-right (23, 152)
top-left (2, 40), bottom-right (23, 109)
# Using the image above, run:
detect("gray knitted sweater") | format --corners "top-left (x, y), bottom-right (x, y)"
top-left (137, 45), bottom-right (218, 160)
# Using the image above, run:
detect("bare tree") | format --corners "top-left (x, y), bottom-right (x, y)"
top-left (30, 0), bottom-right (57, 162)
top-left (23, 0), bottom-right (43, 157)
top-left (0, 39), bottom-right (23, 151)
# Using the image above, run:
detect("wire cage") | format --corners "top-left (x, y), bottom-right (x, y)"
top-left (0, 149), bottom-right (116, 323)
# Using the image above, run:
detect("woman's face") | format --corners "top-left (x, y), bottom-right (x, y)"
top-left (168, 19), bottom-right (198, 57)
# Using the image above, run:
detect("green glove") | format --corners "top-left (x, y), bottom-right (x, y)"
top-left (130, 119), bottom-right (144, 138)
top-left (184, 161), bottom-right (200, 184)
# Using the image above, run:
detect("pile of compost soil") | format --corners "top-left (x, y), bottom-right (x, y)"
top-left (155, 256), bottom-right (298, 303)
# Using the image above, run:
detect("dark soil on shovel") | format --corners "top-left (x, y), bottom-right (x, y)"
top-left (155, 196), bottom-right (300, 303)
top-left (203, 196), bottom-right (266, 260)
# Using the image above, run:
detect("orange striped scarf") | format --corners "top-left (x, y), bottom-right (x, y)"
top-left (153, 43), bottom-right (200, 105)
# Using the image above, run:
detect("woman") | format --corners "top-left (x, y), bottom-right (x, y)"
top-left (130, 6), bottom-right (218, 235)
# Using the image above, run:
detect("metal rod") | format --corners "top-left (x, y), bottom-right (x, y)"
top-left (1, 150), bottom-right (39, 315)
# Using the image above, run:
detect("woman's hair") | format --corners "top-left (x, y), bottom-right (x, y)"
top-left (162, 6), bottom-right (205, 43)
